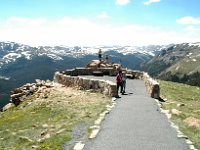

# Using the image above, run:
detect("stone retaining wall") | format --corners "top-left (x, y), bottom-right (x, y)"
top-left (142, 73), bottom-right (160, 99)
top-left (53, 72), bottom-right (118, 97)
top-left (58, 68), bottom-right (160, 99)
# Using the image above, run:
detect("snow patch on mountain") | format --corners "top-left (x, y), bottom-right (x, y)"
top-left (21, 51), bottom-right (32, 60)
top-left (46, 54), bottom-right (63, 60)
top-left (0, 41), bottom-right (166, 67)
top-left (189, 42), bottom-right (200, 47)
top-left (3, 53), bottom-right (22, 63)
top-left (0, 75), bottom-right (10, 80)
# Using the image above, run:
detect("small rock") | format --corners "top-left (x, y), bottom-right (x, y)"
top-left (189, 145), bottom-right (195, 150)
top-left (94, 117), bottom-right (104, 125)
top-left (89, 125), bottom-right (100, 129)
top-left (37, 138), bottom-right (42, 142)
top-left (171, 109), bottom-right (182, 115)
top-left (42, 124), bottom-right (49, 128)
top-left (32, 145), bottom-right (39, 149)
top-left (74, 141), bottom-right (85, 150)
top-left (43, 133), bottom-right (50, 139)
top-left (56, 129), bottom-right (66, 134)
top-left (177, 133), bottom-right (188, 139)
top-left (186, 139), bottom-right (193, 145)
top-left (19, 136), bottom-right (33, 142)
top-left (89, 128), bottom-right (100, 139)
top-left (32, 124), bottom-right (38, 128)
top-left (177, 103), bottom-right (185, 107)
top-left (41, 131), bottom-right (47, 136)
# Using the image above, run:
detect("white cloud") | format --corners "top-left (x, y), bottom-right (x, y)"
top-left (115, 0), bottom-right (130, 5)
top-left (97, 12), bottom-right (109, 19)
top-left (0, 17), bottom-right (200, 46)
top-left (6, 17), bottom-right (47, 26)
top-left (183, 25), bottom-right (200, 33)
top-left (177, 16), bottom-right (200, 25)
top-left (143, 0), bottom-right (161, 5)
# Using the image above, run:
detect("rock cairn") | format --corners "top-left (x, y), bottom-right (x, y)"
top-left (86, 59), bottom-right (122, 70)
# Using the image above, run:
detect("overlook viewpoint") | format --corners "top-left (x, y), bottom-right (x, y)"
top-left (1, 58), bottom-right (196, 150)
top-left (1, 1), bottom-right (200, 149)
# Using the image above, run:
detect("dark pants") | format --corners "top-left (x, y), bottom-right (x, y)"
top-left (117, 82), bottom-right (123, 95)
top-left (98, 54), bottom-right (102, 61)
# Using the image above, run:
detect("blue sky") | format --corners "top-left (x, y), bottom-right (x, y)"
top-left (0, 0), bottom-right (200, 46)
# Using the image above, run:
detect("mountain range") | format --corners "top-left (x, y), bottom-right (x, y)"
top-left (141, 42), bottom-right (200, 86)
top-left (1, 41), bottom-right (200, 108)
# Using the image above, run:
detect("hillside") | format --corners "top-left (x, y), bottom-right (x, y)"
top-left (0, 83), bottom-right (111, 149)
top-left (141, 43), bottom-right (200, 86)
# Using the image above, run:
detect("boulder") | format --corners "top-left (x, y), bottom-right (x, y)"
top-left (86, 60), bottom-right (101, 68)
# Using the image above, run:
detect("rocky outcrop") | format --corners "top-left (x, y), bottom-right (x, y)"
top-left (10, 80), bottom-right (54, 106)
top-left (1, 103), bottom-right (14, 112)
top-left (86, 59), bottom-right (120, 69)
top-left (53, 72), bottom-right (118, 97)
top-left (86, 60), bottom-right (114, 69)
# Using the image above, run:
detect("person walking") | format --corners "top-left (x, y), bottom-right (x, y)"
top-left (116, 70), bottom-right (122, 98)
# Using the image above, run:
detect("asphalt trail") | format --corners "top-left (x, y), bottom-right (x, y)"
top-left (81, 76), bottom-right (189, 150)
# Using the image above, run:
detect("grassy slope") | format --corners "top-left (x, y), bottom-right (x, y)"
top-left (159, 80), bottom-right (200, 149)
top-left (165, 57), bottom-right (200, 76)
top-left (0, 86), bottom-right (111, 150)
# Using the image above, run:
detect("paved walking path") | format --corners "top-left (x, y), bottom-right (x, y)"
top-left (81, 76), bottom-right (189, 150)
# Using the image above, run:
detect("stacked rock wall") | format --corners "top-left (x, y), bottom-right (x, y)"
top-left (58, 68), bottom-right (160, 99)
top-left (54, 72), bottom-right (118, 97)
top-left (142, 73), bottom-right (160, 99)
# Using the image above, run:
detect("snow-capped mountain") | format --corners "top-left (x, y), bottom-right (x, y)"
top-left (0, 42), bottom-right (166, 68)
top-left (0, 42), bottom-right (90, 66)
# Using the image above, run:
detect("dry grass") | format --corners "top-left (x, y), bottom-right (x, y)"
top-left (0, 83), bottom-right (111, 150)
top-left (159, 80), bottom-right (200, 149)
